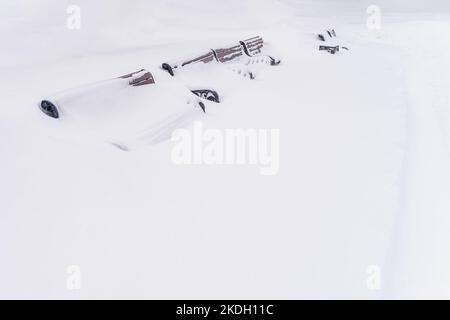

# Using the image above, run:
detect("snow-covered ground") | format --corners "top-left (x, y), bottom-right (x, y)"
top-left (1, 0), bottom-right (450, 299)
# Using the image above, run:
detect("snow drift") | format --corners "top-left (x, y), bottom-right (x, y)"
top-left (1, 0), bottom-right (450, 299)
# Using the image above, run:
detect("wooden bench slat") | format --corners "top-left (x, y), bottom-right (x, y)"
top-left (162, 50), bottom-right (216, 75)
top-left (180, 52), bottom-right (215, 67)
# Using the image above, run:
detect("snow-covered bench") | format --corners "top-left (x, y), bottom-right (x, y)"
top-left (212, 36), bottom-right (280, 71)
top-left (40, 69), bottom-right (157, 119)
top-left (161, 36), bottom-right (280, 80)
top-left (39, 69), bottom-right (208, 120)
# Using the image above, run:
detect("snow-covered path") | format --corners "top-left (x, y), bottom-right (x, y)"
top-left (1, 0), bottom-right (450, 299)
top-left (377, 22), bottom-right (450, 298)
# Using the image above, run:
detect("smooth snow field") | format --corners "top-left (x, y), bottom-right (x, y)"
top-left (1, 0), bottom-right (450, 299)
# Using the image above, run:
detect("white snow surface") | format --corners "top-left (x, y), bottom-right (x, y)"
top-left (1, 0), bottom-right (450, 299)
